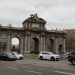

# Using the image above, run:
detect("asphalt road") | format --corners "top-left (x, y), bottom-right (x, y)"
top-left (0, 59), bottom-right (75, 75)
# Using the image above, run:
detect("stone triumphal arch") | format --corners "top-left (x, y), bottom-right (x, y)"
top-left (0, 14), bottom-right (66, 55)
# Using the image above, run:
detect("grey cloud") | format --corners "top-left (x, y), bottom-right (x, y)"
top-left (0, 18), bottom-right (22, 27)
top-left (0, 0), bottom-right (75, 29)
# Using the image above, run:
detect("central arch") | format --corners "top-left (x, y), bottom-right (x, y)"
top-left (31, 38), bottom-right (39, 54)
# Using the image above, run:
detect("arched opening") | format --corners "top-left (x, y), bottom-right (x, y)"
top-left (58, 45), bottom-right (63, 54)
top-left (11, 38), bottom-right (20, 53)
top-left (30, 38), bottom-right (39, 54)
top-left (48, 39), bottom-right (54, 52)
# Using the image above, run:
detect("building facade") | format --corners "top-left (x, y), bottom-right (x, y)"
top-left (0, 14), bottom-right (66, 55)
top-left (65, 29), bottom-right (75, 52)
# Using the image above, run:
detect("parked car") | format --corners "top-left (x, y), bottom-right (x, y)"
top-left (12, 52), bottom-right (24, 60)
top-left (68, 50), bottom-right (75, 65)
top-left (0, 51), bottom-right (17, 61)
top-left (39, 51), bottom-right (60, 61)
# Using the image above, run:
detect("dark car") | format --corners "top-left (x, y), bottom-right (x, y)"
top-left (68, 50), bottom-right (75, 65)
top-left (0, 51), bottom-right (17, 61)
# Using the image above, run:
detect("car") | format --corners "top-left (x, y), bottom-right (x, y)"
top-left (0, 51), bottom-right (17, 61)
top-left (12, 52), bottom-right (24, 60)
top-left (39, 51), bottom-right (60, 61)
top-left (68, 50), bottom-right (75, 65)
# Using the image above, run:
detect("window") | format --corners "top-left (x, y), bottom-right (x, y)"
top-left (42, 52), bottom-right (49, 55)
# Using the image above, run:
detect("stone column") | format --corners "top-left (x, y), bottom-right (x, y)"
top-left (43, 36), bottom-right (45, 51)
top-left (63, 39), bottom-right (66, 53)
top-left (20, 37), bottom-right (24, 54)
top-left (40, 36), bottom-right (43, 51)
top-left (41, 36), bottom-right (45, 51)
top-left (55, 38), bottom-right (59, 53)
top-left (24, 35), bottom-right (28, 53)
top-left (7, 35), bottom-right (11, 51)
top-left (27, 35), bottom-right (31, 52)
top-left (45, 38), bottom-right (47, 51)
top-left (40, 36), bottom-right (45, 51)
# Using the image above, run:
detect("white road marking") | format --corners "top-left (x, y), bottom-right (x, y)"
top-left (55, 71), bottom-right (75, 75)
top-left (6, 66), bottom-right (17, 70)
top-left (24, 70), bottom-right (43, 74)
top-left (54, 66), bottom-right (75, 71)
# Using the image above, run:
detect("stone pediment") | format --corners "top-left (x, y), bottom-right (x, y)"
top-left (22, 14), bottom-right (46, 24)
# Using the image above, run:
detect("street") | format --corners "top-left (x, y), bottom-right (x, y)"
top-left (0, 59), bottom-right (75, 75)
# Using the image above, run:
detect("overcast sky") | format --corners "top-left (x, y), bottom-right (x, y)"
top-left (0, 0), bottom-right (75, 30)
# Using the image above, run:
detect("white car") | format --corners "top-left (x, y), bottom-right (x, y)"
top-left (12, 52), bottom-right (24, 60)
top-left (39, 51), bottom-right (60, 61)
